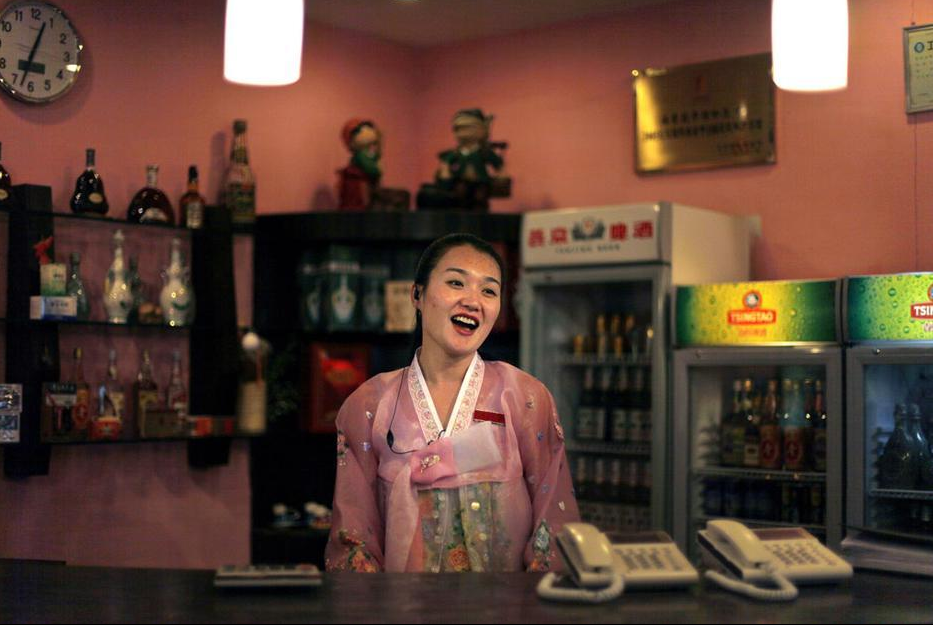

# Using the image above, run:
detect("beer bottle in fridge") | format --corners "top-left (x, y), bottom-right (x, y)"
top-left (878, 403), bottom-right (918, 489)
top-left (742, 378), bottom-right (761, 467)
top-left (574, 367), bottom-right (597, 440)
top-left (759, 379), bottom-right (783, 470)
top-left (812, 379), bottom-right (828, 472)
top-left (721, 380), bottom-right (742, 467)
top-left (783, 380), bottom-right (808, 471)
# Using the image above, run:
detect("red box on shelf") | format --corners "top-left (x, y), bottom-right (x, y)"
top-left (303, 343), bottom-right (370, 433)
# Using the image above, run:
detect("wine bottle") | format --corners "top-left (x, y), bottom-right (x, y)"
top-left (0, 141), bottom-right (12, 207)
top-left (70, 148), bottom-right (109, 215)
top-left (134, 349), bottom-right (159, 439)
top-left (127, 164), bottom-right (175, 224)
top-left (223, 119), bottom-right (255, 224)
top-left (179, 165), bottom-right (206, 229)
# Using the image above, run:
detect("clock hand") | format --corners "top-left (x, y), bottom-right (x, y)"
top-left (20, 22), bottom-right (47, 86)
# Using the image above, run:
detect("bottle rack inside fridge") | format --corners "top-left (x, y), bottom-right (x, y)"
top-left (685, 362), bottom-right (831, 557)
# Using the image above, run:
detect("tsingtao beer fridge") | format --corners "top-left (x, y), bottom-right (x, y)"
top-left (518, 202), bottom-right (756, 534)
top-left (671, 280), bottom-right (845, 559)
top-left (845, 273), bottom-right (933, 546)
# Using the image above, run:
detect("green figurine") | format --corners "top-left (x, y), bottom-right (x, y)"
top-left (418, 108), bottom-right (510, 211)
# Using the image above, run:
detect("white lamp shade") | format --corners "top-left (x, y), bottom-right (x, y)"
top-left (224, 0), bottom-right (304, 86)
top-left (772, 0), bottom-right (848, 92)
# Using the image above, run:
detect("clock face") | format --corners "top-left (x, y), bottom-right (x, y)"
top-left (0, 1), bottom-right (82, 104)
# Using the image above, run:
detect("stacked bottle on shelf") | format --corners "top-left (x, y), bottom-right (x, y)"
top-left (569, 312), bottom-right (654, 533)
top-left (702, 376), bottom-right (828, 529)
top-left (41, 347), bottom-right (190, 443)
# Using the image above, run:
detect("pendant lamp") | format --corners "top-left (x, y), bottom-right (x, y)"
top-left (772, 0), bottom-right (848, 92)
top-left (224, 0), bottom-right (304, 86)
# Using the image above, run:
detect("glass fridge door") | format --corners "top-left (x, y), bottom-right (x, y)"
top-left (847, 345), bottom-right (933, 539)
top-left (520, 264), bottom-right (668, 533)
top-left (672, 347), bottom-right (843, 558)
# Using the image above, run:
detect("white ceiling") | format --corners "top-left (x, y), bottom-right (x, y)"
top-left (307, 0), bottom-right (674, 48)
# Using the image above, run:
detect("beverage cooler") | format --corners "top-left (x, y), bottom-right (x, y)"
top-left (845, 273), bottom-right (933, 540)
top-left (671, 280), bottom-right (844, 558)
top-left (518, 202), bottom-right (756, 534)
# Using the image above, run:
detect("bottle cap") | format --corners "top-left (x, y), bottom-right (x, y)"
top-left (233, 119), bottom-right (247, 133)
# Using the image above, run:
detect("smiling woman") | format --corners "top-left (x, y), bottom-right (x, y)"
top-left (324, 233), bottom-right (580, 573)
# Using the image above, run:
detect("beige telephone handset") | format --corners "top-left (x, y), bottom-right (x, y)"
top-left (698, 519), bottom-right (853, 602)
top-left (537, 523), bottom-right (698, 603)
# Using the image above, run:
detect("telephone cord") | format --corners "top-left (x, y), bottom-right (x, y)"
top-left (704, 563), bottom-right (798, 602)
top-left (536, 572), bottom-right (625, 603)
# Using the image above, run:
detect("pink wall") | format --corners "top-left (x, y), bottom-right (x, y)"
top-left (4, 0), bottom-right (933, 569)
top-left (417, 0), bottom-right (933, 279)
top-left (0, 0), bottom-right (420, 569)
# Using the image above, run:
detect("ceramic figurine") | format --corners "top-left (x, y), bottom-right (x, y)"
top-left (337, 118), bottom-right (382, 210)
top-left (417, 108), bottom-right (511, 211)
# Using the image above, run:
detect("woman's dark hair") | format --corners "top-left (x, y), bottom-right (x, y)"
top-left (409, 233), bottom-right (505, 356)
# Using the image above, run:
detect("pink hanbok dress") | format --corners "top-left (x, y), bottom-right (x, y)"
top-left (325, 352), bottom-right (580, 572)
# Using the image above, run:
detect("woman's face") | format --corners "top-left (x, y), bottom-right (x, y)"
top-left (415, 245), bottom-right (502, 361)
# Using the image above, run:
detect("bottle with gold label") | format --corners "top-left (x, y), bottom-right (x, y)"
top-left (70, 347), bottom-right (91, 438)
top-left (134, 349), bottom-right (159, 439)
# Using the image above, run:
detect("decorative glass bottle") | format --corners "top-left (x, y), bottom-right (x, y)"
top-left (65, 251), bottom-right (90, 320)
top-left (103, 229), bottom-right (133, 323)
top-left (159, 237), bottom-right (194, 326)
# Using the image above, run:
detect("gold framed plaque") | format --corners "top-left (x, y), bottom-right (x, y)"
top-left (904, 24), bottom-right (933, 114)
top-left (633, 53), bottom-right (775, 174)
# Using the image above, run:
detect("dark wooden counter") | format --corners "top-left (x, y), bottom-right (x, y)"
top-left (2, 560), bottom-right (932, 624)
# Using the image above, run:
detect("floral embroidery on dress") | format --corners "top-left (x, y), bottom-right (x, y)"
top-left (528, 520), bottom-right (552, 572)
top-left (408, 353), bottom-right (484, 442)
top-left (446, 544), bottom-right (471, 571)
top-left (335, 529), bottom-right (379, 572)
top-left (336, 429), bottom-right (348, 466)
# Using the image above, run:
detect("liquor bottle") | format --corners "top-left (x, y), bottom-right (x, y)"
top-left (811, 379), bottom-right (828, 472)
top-left (878, 403), bottom-right (918, 489)
top-left (783, 380), bottom-right (808, 471)
top-left (70, 148), bottom-right (109, 215)
top-left (720, 379), bottom-right (742, 467)
top-left (166, 349), bottom-right (188, 416)
top-left (65, 252), bottom-right (90, 320)
top-left (127, 164), bottom-right (175, 224)
top-left (742, 378), bottom-right (761, 467)
top-left (575, 367), bottom-right (597, 440)
top-left (608, 365), bottom-right (629, 443)
top-left (70, 347), bottom-right (91, 437)
top-left (730, 379), bottom-right (749, 466)
top-left (159, 237), bottom-right (195, 326)
top-left (758, 379), bottom-right (783, 470)
top-left (592, 367), bottom-right (612, 440)
top-left (224, 119), bottom-right (256, 224)
top-left (103, 230), bottom-right (133, 323)
top-left (179, 165), bottom-right (206, 229)
top-left (134, 349), bottom-right (160, 439)
top-left (99, 348), bottom-right (125, 421)
top-left (0, 141), bottom-right (12, 207)
top-left (594, 314), bottom-right (609, 359)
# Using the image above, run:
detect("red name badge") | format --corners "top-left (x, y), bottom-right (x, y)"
top-left (473, 410), bottom-right (505, 426)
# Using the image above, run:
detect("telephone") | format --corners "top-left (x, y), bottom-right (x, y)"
top-left (536, 523), bottom-right (698, 603)
top-left (698, 519), bottom-right (853, 602)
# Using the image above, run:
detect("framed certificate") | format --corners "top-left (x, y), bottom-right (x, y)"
top-left (904, 24), bottom-right (933, 113)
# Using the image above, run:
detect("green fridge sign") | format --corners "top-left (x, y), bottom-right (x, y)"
top-left (676, 280), bottom-right (839, 346)
top-left (846, 273), bottom-right (933, 341)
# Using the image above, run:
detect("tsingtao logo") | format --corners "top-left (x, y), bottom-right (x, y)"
top-left (728, 290), bottom-right (777, 325)
top-left (909, 283), bottom-right (933, 319)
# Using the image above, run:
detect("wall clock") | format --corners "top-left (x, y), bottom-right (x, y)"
top-left (0, 0), bottom-right (82, 104)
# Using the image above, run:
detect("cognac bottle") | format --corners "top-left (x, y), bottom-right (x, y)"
top-left (127, 164), bottom-right (175, 224)
top-left (70, 148), bottom-right (109, 215)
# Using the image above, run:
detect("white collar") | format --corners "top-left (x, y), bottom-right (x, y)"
top-left (408, 351), bottom-right (484, 443)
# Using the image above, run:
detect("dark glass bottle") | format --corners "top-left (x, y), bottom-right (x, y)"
top-left (223, 119), bottom-right (255, 224)
top-left (0, 141), bottom-right (11, 207)
top-left (70, 148), bottom-right (109, 215)
top-left (878, 404), bottom-right (919, 489)
top-left (179, 165), bottom-right (206, 229)
top-left (127, 164), bottom-right (175, 224)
